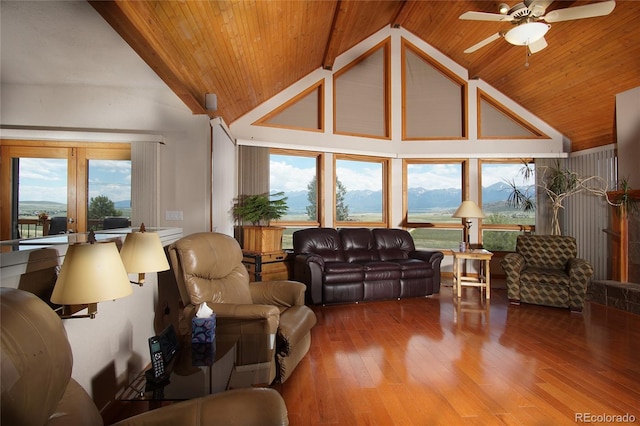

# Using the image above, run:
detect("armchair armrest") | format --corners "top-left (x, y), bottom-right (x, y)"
top-left (249, 280), bottom-right (306, 307)
top-left (567, 257), bottom-right (594, 311)
top-left (501, 253), bottom-right (526, 301)
top-left (293, 253), bottom-right (325, 304)
top-left (207, 302), bottom-right (280, 334)
top-left (409, 250), bottom-right (444, 292)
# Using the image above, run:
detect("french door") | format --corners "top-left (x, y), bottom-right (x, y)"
top-left (0, 140), bottom-right (131, 240)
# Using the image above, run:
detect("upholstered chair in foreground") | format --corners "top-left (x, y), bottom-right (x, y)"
top-left (501, 235), bottom-right (594, 312)
top-left (168, 232), bottom-right (317, 383)
top-left (0, 287), bottom-right (289, 426)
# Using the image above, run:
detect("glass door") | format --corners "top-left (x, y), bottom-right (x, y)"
top-left (17, 157), bottom-right (69, 238)
top-left (0, 141), bottom-right (131, 240)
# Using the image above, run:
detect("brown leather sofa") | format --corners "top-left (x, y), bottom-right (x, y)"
top-left (0, 287), bottom-right (289, 426)
top-left (293, 228), bottom-right (444, 305)
top-left (168, 232), bottom-right (317, 383)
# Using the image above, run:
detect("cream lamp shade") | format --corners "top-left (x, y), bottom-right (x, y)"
top-left (119, 229), bottom-right (170, 285)
top-left (51, 241), bottom-right (133, 318)
top-left (452, 200), bottom-right (486, 219)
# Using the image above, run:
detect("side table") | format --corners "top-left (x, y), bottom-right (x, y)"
top-left (452, 249), bottom-right (493, 299)
top-left (242, 251), bottom-right (289, 282)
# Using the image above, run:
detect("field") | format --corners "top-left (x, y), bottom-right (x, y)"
top-left (279, 209), bottom-right (533, 252)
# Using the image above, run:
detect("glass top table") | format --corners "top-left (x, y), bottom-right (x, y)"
top-left (118, 331), bottom-right (276, 402)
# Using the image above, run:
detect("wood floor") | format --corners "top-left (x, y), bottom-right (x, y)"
top-left (104, 282), bottom-right (640, 425)
top-left (277, 283), bottom-right (640, 425)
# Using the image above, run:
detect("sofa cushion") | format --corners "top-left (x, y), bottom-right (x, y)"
top-left (521, 267), bottom-right (570, 286)
top-left (393, 259), bottom-right (432, 279)
top-left (373, 229), bottom-right (415, 261)
top-left (324, 262), bottom-right (364, 283)
top-left (293, 228), bottom-right (345, 262)
top-left (358, 261), bottom-right (402, 281)
top-left (339, 228), bottom-right (380, 262)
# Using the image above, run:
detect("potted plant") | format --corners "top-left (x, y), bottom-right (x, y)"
top-left (232, 192), bottom-right (288, 253)
top-left (506, 160), bottom-right (637, 235)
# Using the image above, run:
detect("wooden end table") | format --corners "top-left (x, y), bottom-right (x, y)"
top-left (452, 249), bottom-right (493, 299)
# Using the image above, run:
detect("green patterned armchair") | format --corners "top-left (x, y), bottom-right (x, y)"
top-left (501, 235), bottom-right (594, 312)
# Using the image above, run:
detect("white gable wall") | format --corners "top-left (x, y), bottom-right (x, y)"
top-left (230, 26), bottom-right (567, 230)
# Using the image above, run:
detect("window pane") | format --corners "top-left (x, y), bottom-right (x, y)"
top-left (409, 228), bottom-right (463, 250)
top-left (87, 160), bottom-right (131, 231)
top-left (335, 158), bottom-right (383, 223)
top-left (17, 158), bottom-right (68, 238)
top-left (269, 154), bottom-right (318, 222)
top-left (481, 163), bottom-right (535, 226)
top-left (482, 230), bottom-right (523, 252)
top-left (406, 163), bottom-right (462, 223)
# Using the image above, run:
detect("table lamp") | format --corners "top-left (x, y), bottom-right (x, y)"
top-left (119, 223), bottom-right (170, 286)
top-left (452, 200), bottom-right (486, 247)
top-left (51, 232), bottom-right (133, 319)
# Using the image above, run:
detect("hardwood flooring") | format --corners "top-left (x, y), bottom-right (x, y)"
top-left (278, 283), bottom-right (640, 425)
top-left (104, 282), bottom-right (640, 425)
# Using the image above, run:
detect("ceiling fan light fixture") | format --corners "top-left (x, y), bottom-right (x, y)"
top-left (498, 3), bottom-right (510, 15)
top-left (504, 22), bottom-right (550, 46)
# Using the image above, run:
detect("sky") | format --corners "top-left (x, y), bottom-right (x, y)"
top-left (270, 155), bottom-right (533, 193)
top-left (18, 158), bottom-right (131, 204)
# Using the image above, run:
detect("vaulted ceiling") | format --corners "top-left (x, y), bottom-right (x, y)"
top-left (90, 1), bottom-right (640, 152)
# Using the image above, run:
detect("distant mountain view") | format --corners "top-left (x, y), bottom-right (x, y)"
top-left (283, 182), bottom-right (532, 214)
top-left (19, 200), bottom-right (131, 216)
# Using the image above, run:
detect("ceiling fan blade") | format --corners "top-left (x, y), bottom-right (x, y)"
top-left (527, 0), bottom-right (554, 17)
top-left (528, 36), bottom-right (548, 54)
top-left (543, 0), bottom-right (615, 23)
top-left (459, 11), bottom-right (513, 22)
top-left (464, 33), bottom-right (502, 54)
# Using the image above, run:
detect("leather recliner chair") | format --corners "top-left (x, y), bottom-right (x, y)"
top-left (168, 232), bottom-right (317, 383)
top-left (0, 287), bottom-right (289, 426)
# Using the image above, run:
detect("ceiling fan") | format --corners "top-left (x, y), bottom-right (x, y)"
top-left (460, 0), bottom-right (616, 54)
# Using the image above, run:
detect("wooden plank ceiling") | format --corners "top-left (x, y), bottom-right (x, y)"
top-left (91, 1), bottom-right (640, 152)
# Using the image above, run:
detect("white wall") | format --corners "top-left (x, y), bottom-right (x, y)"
top-left (1, 81), bottom-right (212, 406)
top-left (616, 86), bottom-right (640, 189)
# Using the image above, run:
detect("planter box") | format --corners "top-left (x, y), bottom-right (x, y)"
top-left (241, 226), bottom-right (284, 254)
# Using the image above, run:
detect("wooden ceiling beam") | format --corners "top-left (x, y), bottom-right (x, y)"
top-left (322, 0), bottom-right (344, 70)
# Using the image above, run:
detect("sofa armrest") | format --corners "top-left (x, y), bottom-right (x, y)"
top-left (206, 302), bottom-right (280, 334)
top-left (409, 250), bottom-right (444, 293)
top-left (567, 257), bottom-right (594, 311)
top-left (293, 254), bottom-right (325, 304)
top-left (501, 253), bottom-right (526, 301)
top-left (249, 280), bottom-right (306, 307)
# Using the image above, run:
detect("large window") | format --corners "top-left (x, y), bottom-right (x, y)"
top-left (1, 140), bottom-right (131, 240)
top-left (269, 149), bottom-right (323, 249)
top-left (334, 155), bottom-right (389, 227)
top-left (480, 159), bottom-right (535, 251)
top-left (404, 160), bottom-right (466, 250)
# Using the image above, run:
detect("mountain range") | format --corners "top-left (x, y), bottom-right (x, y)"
top-left (284, 182), bottom-right (532, 214)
